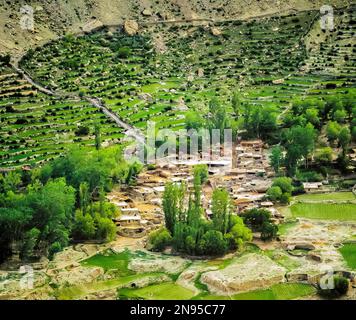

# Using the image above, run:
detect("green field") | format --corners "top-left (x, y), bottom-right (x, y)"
top-left (339, 244), bottom-right (356, 270)
top-left (197, 283), bottom-right (316, 300)
top-left (295, 192), bottom-right (356, 202)
top-left (290, 203), bottom-right (356, 221)
top-left (81, 249), bottom-right (133, 274)
top-left (57, 273), bottom-right (165, 300)
top-left (118, 282), bottom-right (196, 300)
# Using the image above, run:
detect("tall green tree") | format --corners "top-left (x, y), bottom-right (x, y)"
top-left (338, 127), bottom-right (351, 156)
top-left (94, 123), bottom-right (102, 150)
top-left (283, 125), bottom-right (315, 176)
top-left (269, 146), bottom-right (283, 174)
top-left (162, 182), bottom-right (186, 234)
top-left (79, 182), bottom-right (89, 214)
top-left (212, 188), bottom-right (230, 234)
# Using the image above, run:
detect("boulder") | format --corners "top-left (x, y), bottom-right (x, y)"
top-left (294, 243), bottom-right (316, 251)
top-left (138, 92), bottom-right (153, 102)
top-left (307, 253), bottom-right (322, 262)
top-left (211, 27), bottom-right (222, 36)
top-left (142, 9), bottom-right (152, 16)
top-left (124, 20), bottom-right (139, 36)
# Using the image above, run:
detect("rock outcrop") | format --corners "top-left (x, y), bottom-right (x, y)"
top-left (123, 20), bottom-right (139, 36)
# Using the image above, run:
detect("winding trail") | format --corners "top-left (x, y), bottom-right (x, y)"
top-left (11, 60), bottom-right (146, 146)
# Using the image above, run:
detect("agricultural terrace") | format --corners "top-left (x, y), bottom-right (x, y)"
top-left (1, 8), bottom-right (355, 168)
top-left (0, 66), bottom-right (123, 168)
top-left (20, 11), bottom-right (327, 129)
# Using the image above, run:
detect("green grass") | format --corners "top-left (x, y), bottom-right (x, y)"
top-left (80, 249), bottom-right (155, 274)
top-left (290, 203), bottom-right (356, 221)
top-left (265, 250), bottom-right (301, 271)
top-left (197, 283), bottom-right (316, 300)
top-left (339, 244), bottom-right (356, 270)
top-left (295, 192), bottom-right (355, 202)
top-left (278, 220), bottom-right (298, 236)
top-left (118, 282), bottom-right (196, 300)
top-left (57, 273), bottom-right (165, 300)
top-left (81, 249), bottom-right (133, 274)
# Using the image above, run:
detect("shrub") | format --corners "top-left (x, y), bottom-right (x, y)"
top-left (199, 230), bottom-right (227, 255)
top-left (266, 186), bottom-right (282, 201)
top-left (280, 192), bottom-right (291, 204)
top-left (148, 227), bottom-right (172, 251)
top-left (48, 242), bottom-right (62, 260)
top-left (296, 171), bottom-right (323, 182)
top-left (75, 125), bottom-right (90, 136)
top-left (72, 210), bottom-right (96, 240)
top-left (242, 208), bottom-right (271, 231)
top-left (261, 222), bottom-right (278, 241)
top-left (116, 47), bottom-right (131, 59)
top-left (96, 216), bottom-right (116, 242)
top-left (272, 177), bottom-right (293, 194)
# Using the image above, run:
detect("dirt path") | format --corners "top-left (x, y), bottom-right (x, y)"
top-left (10, 59), bottom-right (146, 146)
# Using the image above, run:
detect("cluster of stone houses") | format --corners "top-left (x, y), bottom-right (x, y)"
top-left (109, 139), bottom-right (286, 238)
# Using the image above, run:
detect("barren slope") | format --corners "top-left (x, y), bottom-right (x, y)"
top-left (0, 0), bottom-right (352, 55)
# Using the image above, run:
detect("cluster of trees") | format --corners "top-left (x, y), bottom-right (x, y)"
top-left (185, 98), bottom-right (232, 135)
top-left (242, 208), bottom-right (278, 241)
top-left (185, 91), bottom-right (354, 178)
top-left (277, 94), bottom-right (355, 176)
top-left (269, 124), bottom-right (316, 177)
top-left (0, 145), bottom-right (140, 263)
top-left (266, 177), bottom-right (294, 204)
top-left (0, 177), bottom-right (75, 261)
top-left (185, 95), bottom-right (279, 142)
top-left (149, 165), bottom-right (252, 256)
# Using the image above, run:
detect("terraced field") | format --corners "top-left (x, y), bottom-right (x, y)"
top-left (21, 9), bottom-right (353, 127)
top-left (1, 7), bottom-right (355, 168)
top-left (0, 67), bottom-right (124, 168)
top-left (339, 243), bottom-right (356, 269)
top-left (290, 203), bottom-right (356, 221)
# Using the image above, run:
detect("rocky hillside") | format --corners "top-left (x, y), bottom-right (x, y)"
top-left (0, 0), bottom-right (352, 56)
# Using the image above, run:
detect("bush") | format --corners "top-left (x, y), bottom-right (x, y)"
top-left (72, 210), bottom-right (96, 240)
top-left (96, 216), bottom-right (116, 242)
top-left (261, 222), bottom-right (278, 241)
top-left (116, 47), bottom-right (131, 59)
top-left (20, 228), bottom-right (40, 260)
top-left (296, 170), bottom-right (323, 182)
top-left (0, 54), bottom-right (10, 65)
top-left (242, 208), bottom-right (271, 231)
top-left (280, 192), bottom-right (291, 204)
top-left (266, 186), bottom-right (282, 201)
top-left (272, 177), bottom-right (293, 194)
top-left (148, 227), bottom-right (172, 251)
top-left (75, 125), bottom-right (90, 136)
top-left (48, 242), bottom-right (62, 260)
top-left (199, 230), bottom-right (227, 255)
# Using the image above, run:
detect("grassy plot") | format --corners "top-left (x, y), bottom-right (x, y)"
top-left (80, 249), bottom-right (156, 274)
top-left (290, 203), bottom-right (356, 221)
top-left (81, 249), bottom-right (133, 274)
top-left (118, 282), bottom-right (196, 300)
top-left (295, 192), bottom-right (355, 202)
top-left (278, 220), bottom-right (298, 236)
top-left (56, 273), bottom-right (166, 300)
top-left (196, 283), bottom-right (316, 300)
top-left (339, 244), bottom-right (356, 270)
